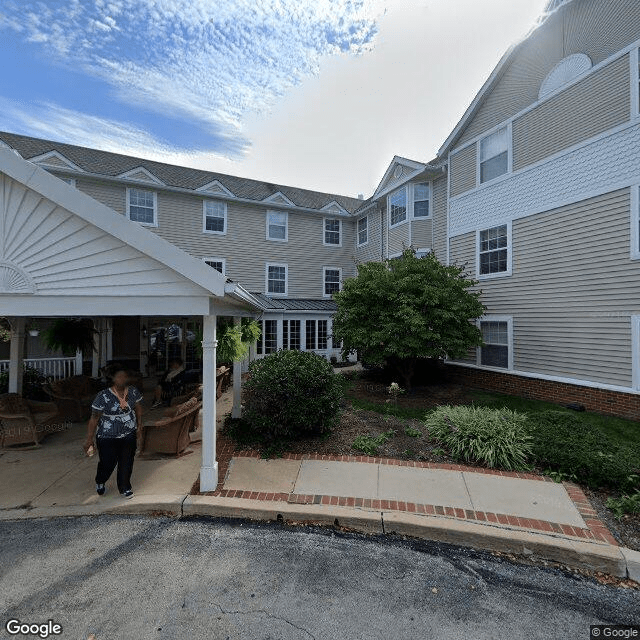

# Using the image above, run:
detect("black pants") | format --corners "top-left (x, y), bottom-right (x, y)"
top-left (95, 435), bottom-right (137, 493)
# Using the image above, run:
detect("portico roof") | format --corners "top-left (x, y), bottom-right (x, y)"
top-left (0, 148), bottom-right (261, 317)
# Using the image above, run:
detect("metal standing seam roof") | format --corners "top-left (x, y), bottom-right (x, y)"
top-left (0, 131), bottom-right (365, 214)
top-left (249, 293), bottom-right (338, 312)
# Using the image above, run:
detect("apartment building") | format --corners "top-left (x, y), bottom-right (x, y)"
top-left (1, 0), bottom-right (639, 417)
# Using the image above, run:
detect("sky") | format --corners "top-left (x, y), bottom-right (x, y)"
top-left (0, 0), bottom-right (550, 198)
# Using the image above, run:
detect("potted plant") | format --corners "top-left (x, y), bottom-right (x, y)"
top-left (41, 318), bottom-right (97, 357)
top-left (27, 320), bottom-right (40, 337)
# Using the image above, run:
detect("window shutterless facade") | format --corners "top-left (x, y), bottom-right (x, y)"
top-left (127, 188), bottom-right (157, 226)
top-left (306, 319), bottom-right (329, 350)
top-left (323, 267), bottom-right (341, 297)
top-left (202, 257), bottom-right (225, 275)
top-left (324, 218), bottom-right (341, 246)
top-left (203, 200), bottom-right (227, 234)
top-left (263, 320), bottom-right (278, 354)
top-left (266, 211), bottom-right (288, 241)
top-left (478, 318), bottom-right (512, 370)
top-left (413, 182), bottom-right (430, 217)
top-left (388, 187), bottom-right (407, 227)
top-left (283, 319), bottom-right (301, 350)
top-left (266, 263), bottom-right (287, 295)
top-left (479, 127), bottom-right (509, 183)
top-left (477, 223), bottom-right (511, 277)
top-left (357, 216), bottom-right (368, 246)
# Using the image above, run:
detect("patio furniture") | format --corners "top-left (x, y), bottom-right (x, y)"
top-left (42, 375), bottom-right (103, 422)
top-left (138, 396), bottom-right (202, 456)
top-left (0, 393), bottom-right (61, 447)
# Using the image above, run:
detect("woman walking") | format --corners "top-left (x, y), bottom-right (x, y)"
top-left (84, 368), bottom-right (143, 498)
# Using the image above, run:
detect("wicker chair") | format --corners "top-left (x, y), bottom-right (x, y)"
top-left (138, 397), bottom-right (202, 456)
top-left (42, 375), bottom-right (102, 422)
top-left (0, 393), bottom-right (61, 447)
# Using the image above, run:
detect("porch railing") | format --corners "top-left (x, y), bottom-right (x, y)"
top-left (0, 357), bottom-right (79, 380)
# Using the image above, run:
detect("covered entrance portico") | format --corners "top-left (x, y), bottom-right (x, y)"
top-left (0, 148), bottom-right (262, 490)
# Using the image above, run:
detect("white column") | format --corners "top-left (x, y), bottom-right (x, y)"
top-left (232, 316), bottom-right (242, 419)
top-left (8, 317), bottom-right (25, 394)
top-left (200, 313), bottom-right (218, 491)
top-left (75, 348), bottom-right (83, 376)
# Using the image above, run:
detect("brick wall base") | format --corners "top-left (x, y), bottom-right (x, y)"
top-left (445, 364), bottom-right (640, 421)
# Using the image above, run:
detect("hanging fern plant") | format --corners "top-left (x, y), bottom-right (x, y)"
top-left (41, 318), bottom-right (97, 356)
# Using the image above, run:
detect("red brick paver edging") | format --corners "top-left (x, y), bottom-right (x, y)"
top-left (194, 444), bottom-right (617, 546)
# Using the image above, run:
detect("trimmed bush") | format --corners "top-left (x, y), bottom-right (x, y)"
top-left (527, 411), bottom-right (640, 491)
top-left (243, 350), bottom-right (344, 442)
top-left (424, 405), bottom-right (532, 470)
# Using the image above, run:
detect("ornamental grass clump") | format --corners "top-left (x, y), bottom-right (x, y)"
top-left (424, 405), bottom-right (532, 470)
top-left (244, 350), bottom-right (344, 443)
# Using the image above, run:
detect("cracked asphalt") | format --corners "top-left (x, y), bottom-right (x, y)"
top-left (0, 516), bottom-right (638, 639)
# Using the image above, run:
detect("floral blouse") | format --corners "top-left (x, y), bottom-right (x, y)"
top-left (91, 387), bottom-right (143, 439)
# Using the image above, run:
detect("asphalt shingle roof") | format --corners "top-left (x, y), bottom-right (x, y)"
top-left (0, 131), bottom-right (365, 214)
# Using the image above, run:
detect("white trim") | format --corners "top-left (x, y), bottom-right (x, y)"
top-left (356, 215), bottom-right (369, 247)
top-left (322, 266), bottom-right (342, 298)
top-left (265, 262), bottom-right (288, 297)
top-left (631, 184), bottom-right (640, 260)
top-left (373, 156), bottom-right (427, 199)
top-left (446, 360), bottom-right (640, 396)
top-left (476, 221), bottom-right (512, 279)
top-left (321, 200), bottom-right (349, 215)
top-left (388, 186), bottom-right (408, 229)
top-left (58, 176), bottom-right (76, 188)
top-left (126, 187), bottom-right (158, 227)
top-left (202, 257), bottom-right (226, 276)
top-left (323, 217), bottom-right (342, 247)
top-left (632, 46), bottom-right (640, 119)
top-left (202, 199), bottom-right (227, 236)
top-left (262, 191), bottom-right (295, 207)
top-left (118, 166), bottom-right (164, 185)
top-left (388, 252), bottom-right (402, 259)
top-left (414, 247), bottom-right (431, 258)
top-left (632, 315), bottom-right (640, 390)
top-left (266, 210), bottom-right (288, 242)
top-left (476, 123), bottom-right (512, 186)
top-left (28, 150), bottom-right (85, 173)
top-left (442, 37), bottom-right (639, 157)
top-left (196, 179), bottom-right (235, 198)
top-left (411, 180), bottom-right (432, 219)
top-left (477, 315), bottom-right (513, 371)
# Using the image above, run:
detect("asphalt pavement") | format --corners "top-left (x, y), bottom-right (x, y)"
top-left (0, 515), bottom-right (638, 640)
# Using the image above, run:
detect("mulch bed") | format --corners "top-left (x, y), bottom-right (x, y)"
top-left (219, 378), bottom-right (640, 551)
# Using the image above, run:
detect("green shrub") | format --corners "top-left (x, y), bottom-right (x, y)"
top-left (243, 350), bottom-right (344, 443)
top-left (424, 405), bottom-right (532, 470)
top-left (352, 430), bottom-right (395, 456)
top-left (606, 490), bottom-right (640, 520)
top-left (527, 411), bottom-right (640, 491)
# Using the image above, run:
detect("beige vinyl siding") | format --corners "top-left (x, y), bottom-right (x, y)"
top-left (73, 178), bottom-right (126, 215)
top-left (513, 55), bottom-right (630, 171)
top-left (355, 208), bottom-right (382, 264)
top-left (411, 218), bottom-right (432, 249)
top-left (432, 176), bottom-right (448, 263)
top-left (388, 219), bottom-right (410, 257)
top-left (456, 0), bottom-right (640, 147)
top-left (449, 144), bottom-right (477, 198)
top-left (449, 189), bottom-right (637, 388)
top-left (41, 156), bottom-right (75, 169)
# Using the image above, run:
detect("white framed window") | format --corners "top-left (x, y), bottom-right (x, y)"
top-left (415, 248), bottom-right (431, 258)
top-left (388, 187), bottom-right (407, 227)
top-left (203, 200), bottom-right (227, 235)
top-left (477, 222), bottom-right (512, 278)
top-left (283, 319), bottom-right (301, 351)
top-left (413, 182), bottom-right (430, 218)
top-left (305, 319), bottom-right (329, 351)
top-left (324, 218), bottom-right (342, 246)
top-left (323, 267), bottom-right (341, 297)
top-left (126, 188), bottom-right (157, 226)
top-left (202, 257), bottom-right (226, 275)
top-left (478, 316), bottom-right (513, 370)
top-left (266, 262), bottom-right (288, 296)
top-left (631, 184), bottom-right (640, 260)
top-left (266, 210), bottom-right (288, 241)
top-left (357, 216), bottom-right (368, 246)
top-left (261, 319), bottom-right (278, 354)
top-left (478, 126), bottom-right (510, 184)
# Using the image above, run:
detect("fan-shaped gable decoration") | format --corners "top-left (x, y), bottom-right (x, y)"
top-left (539, 54), bottom-right (592, 100)
top-left (0, 261), bottom-right (35, 294)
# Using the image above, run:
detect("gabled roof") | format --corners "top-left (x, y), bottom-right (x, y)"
top-left (117, 166), bottom-right (164, 185)
top-left (262, 191), bottom-right (295, 207)
top-left (0, 131), bottom-right (364, 214)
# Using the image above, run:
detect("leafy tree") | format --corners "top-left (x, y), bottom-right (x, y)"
top-left (332, 250), bottom-right (485, 389)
